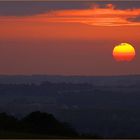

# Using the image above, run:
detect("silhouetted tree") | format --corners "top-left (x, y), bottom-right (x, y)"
top-left (20, 111), bottom-right (78, 136)
top-left (0, 111), bottom-right (101, 138)
top-left (0, 112), bottom-right (18, 131)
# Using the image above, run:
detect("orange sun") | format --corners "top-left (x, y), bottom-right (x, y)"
top-left (113, 43), bottom-right (136, 61)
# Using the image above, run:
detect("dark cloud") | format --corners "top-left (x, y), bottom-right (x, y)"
top-left (0, 1), bottom-right (90, 16)
top-left (0, 1), bottom-right (140, 16)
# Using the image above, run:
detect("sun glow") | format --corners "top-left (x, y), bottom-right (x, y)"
top-left (113, 43), bottom-right (136, 61)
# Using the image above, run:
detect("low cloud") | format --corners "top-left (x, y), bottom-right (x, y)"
top-left (44, 4), bottom-right (140, 26)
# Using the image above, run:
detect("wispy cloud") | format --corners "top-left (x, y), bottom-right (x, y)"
top-left (44, 4), bottom-right (140, 26)
top-left (1, 4), bottom-right (140, 26)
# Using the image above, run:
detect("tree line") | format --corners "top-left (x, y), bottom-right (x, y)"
top-left (0, 111), bottom-right (101, 138)
top-left (0, 111), bottom-right (78, 138)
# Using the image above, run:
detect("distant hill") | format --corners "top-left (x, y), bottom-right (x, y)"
top-left (0, 74), bottom-right (139, 85)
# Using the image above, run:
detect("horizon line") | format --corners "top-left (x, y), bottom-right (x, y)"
top-left (1, 0), bottom-right (140, 1)
top-left (0, 74), bottom-right (139, 77)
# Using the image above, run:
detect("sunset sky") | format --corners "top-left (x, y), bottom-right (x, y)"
top-left (0, 1), bottom-right (140, 76)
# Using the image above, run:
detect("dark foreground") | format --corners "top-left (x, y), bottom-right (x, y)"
top-left (0, 75), bottom-right (140, 138)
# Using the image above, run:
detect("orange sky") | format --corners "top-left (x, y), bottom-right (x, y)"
top-left (0, 3), bottom-right (140, 75)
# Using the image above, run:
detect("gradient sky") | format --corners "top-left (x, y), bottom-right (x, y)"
top-left (0, 1), bottom-right (140, 76)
